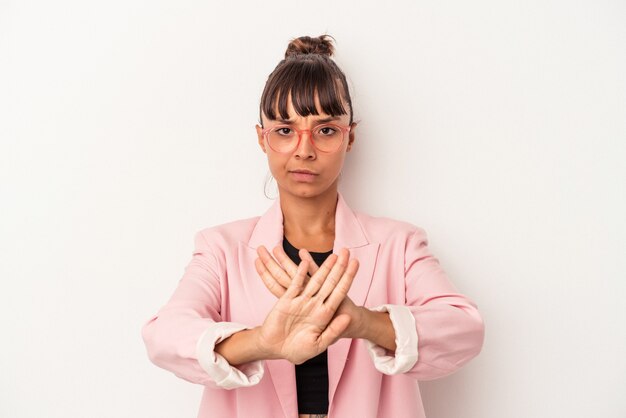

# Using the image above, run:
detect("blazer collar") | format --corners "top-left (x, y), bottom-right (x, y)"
top-left (248, 191), bottom-right (369, 251)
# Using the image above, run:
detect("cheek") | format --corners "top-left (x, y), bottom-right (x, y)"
top-left (266, 156), bottom-right (285, 176)
top-left (329, 154), bottom-right (347, 171)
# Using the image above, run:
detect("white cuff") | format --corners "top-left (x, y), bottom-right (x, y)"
top-left (195, 322), bottom-right (265, 389)
top-left (364, 304), bottom-right (419, 374)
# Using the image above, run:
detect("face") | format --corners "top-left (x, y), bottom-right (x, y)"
top-left (256, 92), bottom-right (357, 199)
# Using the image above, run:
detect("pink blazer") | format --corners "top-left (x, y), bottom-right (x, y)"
top-left (141, 192), bottom-right (485, 418)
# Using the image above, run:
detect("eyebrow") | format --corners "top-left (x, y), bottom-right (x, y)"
top-left (276, 116), bottom-right (341, 124)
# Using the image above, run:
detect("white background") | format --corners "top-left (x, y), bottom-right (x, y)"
top-left (1, 1), bottom-right (625, 417)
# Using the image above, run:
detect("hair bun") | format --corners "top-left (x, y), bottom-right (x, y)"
top-left (285, 35), bottom-right (335, 58)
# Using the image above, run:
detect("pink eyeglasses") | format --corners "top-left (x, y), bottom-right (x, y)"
top-left (261, 123), bottom-right (351, 153)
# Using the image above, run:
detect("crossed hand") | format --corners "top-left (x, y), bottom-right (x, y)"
top-left (253, 245), bottom-right (363, 365)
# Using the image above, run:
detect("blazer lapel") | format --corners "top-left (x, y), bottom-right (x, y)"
top-left (237, 191), bottom-right (379, 416)
top-left (327, 193), bottom-right (380, 405)
top-left (238, 197), bottom-right (296, 418)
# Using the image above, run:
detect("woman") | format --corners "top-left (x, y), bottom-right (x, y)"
top-left (141, 34), bottom-right (485, 418)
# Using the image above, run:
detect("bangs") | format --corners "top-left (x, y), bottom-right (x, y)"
top-left (260, 57), bottom-right (350, 124)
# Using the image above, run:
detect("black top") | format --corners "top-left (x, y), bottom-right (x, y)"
top-left (282, 236), bottom-right (334, 415)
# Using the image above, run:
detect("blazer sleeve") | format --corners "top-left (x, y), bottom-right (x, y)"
top-left (141, 230), bottom-right (264, 389)
top-left (365, 227), bottom-right (485, 380)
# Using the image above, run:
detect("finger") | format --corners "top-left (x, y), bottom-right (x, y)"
top-left (323, 258), bottom-right (360, 311)
top-left (297, 248), bottom-right (320, 287)
top-left (301, 253), bottom-right (338, 298)
top-left (318, 313), bottom-right (351, 348)
top-left (271, 245), bottom-right (299, 281)
top-left (283, 259), bottom-right (309, 299)
top-left (315, 248), bottom-right (350, 301)
top-left (275, 245), bottom-right (320, 285)
top-left (257, 245), bottom-right (292, 289)
top-left (255, 257), bottom-right (287, 298)
top-left (273, 246), bottom-right (318, 290)
top-left (298, 248), bottom-right (320, 276)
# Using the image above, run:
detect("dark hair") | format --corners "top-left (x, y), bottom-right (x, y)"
top-left (259, 35), bottom-right (353, 127)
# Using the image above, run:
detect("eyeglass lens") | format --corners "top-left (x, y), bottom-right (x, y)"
top-left (268, 124), bottom-right (344, 153)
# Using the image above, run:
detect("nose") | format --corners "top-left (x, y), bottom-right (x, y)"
top-left (294, 130), bottom-right (316, 159)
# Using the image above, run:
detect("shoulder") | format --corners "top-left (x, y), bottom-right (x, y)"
top-left (353, 209), bottom-right (428, 244)
top-left (194, 216), bottom-right (261, 248)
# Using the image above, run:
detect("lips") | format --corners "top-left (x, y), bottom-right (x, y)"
top-left (290, 170), bottom-right (317, 175)
top-left (290, 171), bottom-right (318, 182)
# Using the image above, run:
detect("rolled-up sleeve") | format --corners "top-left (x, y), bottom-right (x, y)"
top-left (195, 322), bottom-right (264, 389)
top-left (141, 230), bottom-right (263, 389)
top-left (364, 304), bottom-right (419, 374)
top-left (404, 227), bottom-right (485, 380)
top-left (366, 227), bottom-right (485, 380)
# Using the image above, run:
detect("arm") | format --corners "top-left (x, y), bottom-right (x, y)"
top-left (356, 309), bottom-right (397, 352)
top-left (256, 234), bottom-right (483, 380)
top-left (214, 327), bottom-right (279, 366)
top-left (141, 230), bottom-right (265, 389)
top-left (361, 227), bottom-right (485, 379)
top-left (142, 231), bottom-right (357, 388)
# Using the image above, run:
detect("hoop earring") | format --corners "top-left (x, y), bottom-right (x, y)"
top-left (263, 172), bottom-right (278, 200)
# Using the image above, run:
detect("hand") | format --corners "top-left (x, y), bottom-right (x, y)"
top-left (255, 245), bottom-right (365, 340)
top-left (253, 246), bottom-right (359, 364)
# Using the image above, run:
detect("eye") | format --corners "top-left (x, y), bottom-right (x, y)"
top-left (317, 125), bottom-right (337, 135)
top-left (273, 127), bottom-right (292, 135)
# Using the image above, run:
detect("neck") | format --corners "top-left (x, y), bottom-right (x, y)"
top-left (278, 186), bottom-right (338, 237)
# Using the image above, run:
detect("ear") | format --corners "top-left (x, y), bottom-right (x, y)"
top-left (347, 122), bottom-right (357, 152)
top-left (256, 124), bottom-right (267, 153)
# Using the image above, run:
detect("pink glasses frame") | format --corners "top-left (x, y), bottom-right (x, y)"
top-left (261, 123), bottom-right (352, 154)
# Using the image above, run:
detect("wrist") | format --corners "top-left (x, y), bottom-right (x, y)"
top-left (351, 306), bottom-right (369, 339)
top-left (251, 327), bottom-right (281, 361)
top-left (357, 309), bottom-right (397, 352)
